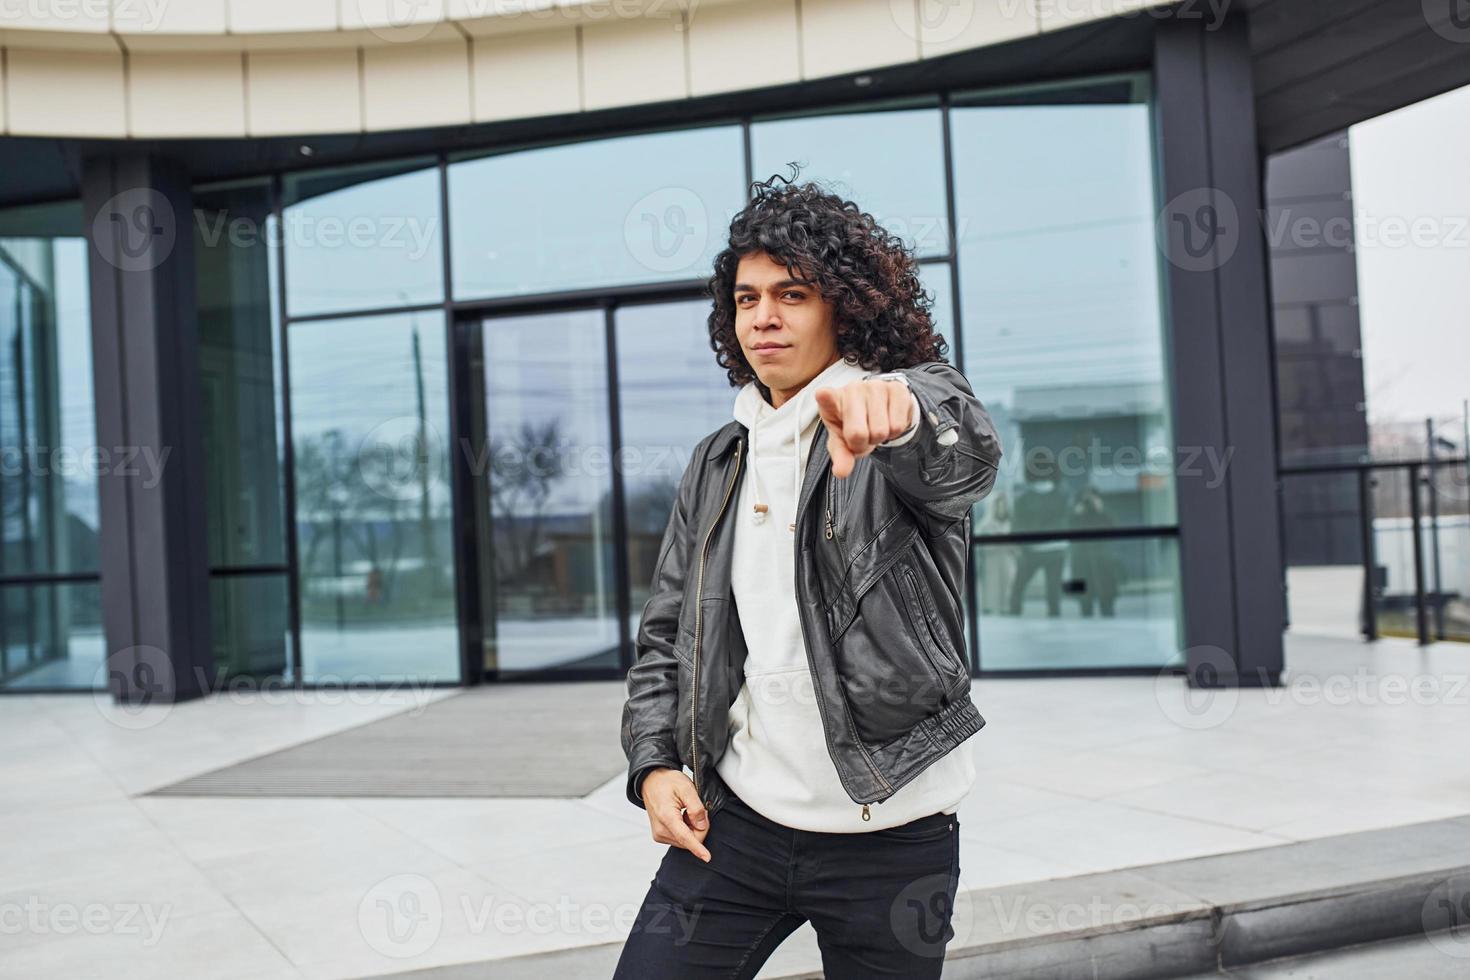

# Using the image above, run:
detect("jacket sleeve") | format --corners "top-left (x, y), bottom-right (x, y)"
top-left (619, 436), bottom-right (706, 809)
top-left (869, 360), bottom-right (1003, 530)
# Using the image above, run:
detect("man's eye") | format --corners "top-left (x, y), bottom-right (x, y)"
top-left (783, 291), bottom-right (804, 300)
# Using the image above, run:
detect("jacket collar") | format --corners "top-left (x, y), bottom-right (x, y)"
top-left (705, 421), bottom-right (745, 461)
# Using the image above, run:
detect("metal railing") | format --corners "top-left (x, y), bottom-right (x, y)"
top-left (1278, 454), bottom-right (1469, 645)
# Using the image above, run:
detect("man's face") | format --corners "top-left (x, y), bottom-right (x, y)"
top-left (733, 251), bottom-right (839, 409)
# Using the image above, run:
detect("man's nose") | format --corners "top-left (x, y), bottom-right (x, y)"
top-left (753, 295), bottom-right (781, 329)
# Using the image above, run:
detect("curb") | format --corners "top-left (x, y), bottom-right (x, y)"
top-left (384, 814), bottom-right (1470, 979)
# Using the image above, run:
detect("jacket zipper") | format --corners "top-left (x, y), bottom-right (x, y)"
top-left (825, 469), bottom-right (836, 541)
top-left (690, 436), bottom-right (743, 803)
top-left (799, 427), bottom-right (893, 822)
top-left (900, 563), bottom-right (952, 696)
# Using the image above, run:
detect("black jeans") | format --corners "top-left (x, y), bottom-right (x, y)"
top-left (613, 791), bottom-right (961, 979)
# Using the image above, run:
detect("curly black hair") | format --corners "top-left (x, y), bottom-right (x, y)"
top-left (706, 167), bottom-right (950, 389)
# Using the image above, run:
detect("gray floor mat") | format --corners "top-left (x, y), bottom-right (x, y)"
top-left (146, 681), bottom-right (629, 798)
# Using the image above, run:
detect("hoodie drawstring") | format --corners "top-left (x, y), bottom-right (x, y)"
top-left (747, 384), bottom-right (811, 535)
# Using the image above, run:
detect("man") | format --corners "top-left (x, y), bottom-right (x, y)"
top-left (616, 175), bottom-right (1004, 978)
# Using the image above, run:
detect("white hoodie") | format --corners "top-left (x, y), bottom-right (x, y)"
top-left (714, 355), bottom-right (977, 832)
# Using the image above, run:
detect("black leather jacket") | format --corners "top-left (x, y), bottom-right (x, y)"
top-left (620, 360), bottom-right (1004, 822)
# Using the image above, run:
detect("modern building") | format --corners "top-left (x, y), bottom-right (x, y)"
top-left (2, 0), bottom-right (1466, 699)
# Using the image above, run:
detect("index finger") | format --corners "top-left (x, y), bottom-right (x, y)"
top-left (663, 810), bottom-right (712, 862)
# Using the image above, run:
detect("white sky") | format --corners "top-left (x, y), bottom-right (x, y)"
top-left (1349, 83), bottom-right (1470, 438)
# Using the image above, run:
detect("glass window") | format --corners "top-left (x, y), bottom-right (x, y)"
top-left (917, 260), bottom-right (955, 350)
top-left (195, 178), bottom-right (292, 681)
top-left (481, 309), bottom-right (618, 673)
top-left (209, 574), bottom-right (292, 682)
top-left (1, 581), bottom-right (103, 689)
top-left (952, 94), bottom-right (1176, 535)
top-left (449, 126), bottom-right (745, 300)
top-left (288, 311), bottom-right (457, 682)
top-left (751, 107), bottom-right (950, 258)
top-left (973, 535), bottom-right (1184, 670)
top-left (615, 300), bottom-right (734, 641)
top-left (0, 201), bottom-right (102, 690)
top-left (282, 158), bottom-right (443, 318)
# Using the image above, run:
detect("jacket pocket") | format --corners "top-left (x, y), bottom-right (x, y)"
top-left (833, 561), bottom-right (949, 746)
top-left (898, 562), bottom-right (967, 695)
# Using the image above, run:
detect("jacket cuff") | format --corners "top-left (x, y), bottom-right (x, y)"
top-left (625, 735), bottom-right (682, 809)
top-left (878, 389), bottom-right (923, 448)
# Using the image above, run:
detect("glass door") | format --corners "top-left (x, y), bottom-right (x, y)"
top-left (461, 297), bottom-right (734, 680)
top-left (468, 307), bottom-right (621, 676)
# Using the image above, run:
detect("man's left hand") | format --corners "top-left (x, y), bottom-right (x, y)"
top-left (813, 377), bottom-right (914, 479)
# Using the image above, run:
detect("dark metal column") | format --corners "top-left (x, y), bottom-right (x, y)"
top-left (1154, 14), bottom-right (1286, 688)
top-left (82, 152), bottom-right (214, 704)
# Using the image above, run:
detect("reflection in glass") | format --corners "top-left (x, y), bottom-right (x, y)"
top-left (974, 535), bottom-right (1183, 669)
top-left (953, 98), bottom-right (1176, 537)
top-left (196, 180), bottom-right (287, 569)
top-left (288, 312), bottom-right (457, 682)
top-left (449, 127), bottom-right (744, 300)
top-left (209, 573), bottom-right (292, 681)
top-left (916, 261), bottom-right (955, 350)
top-left (0, 202), bottom-right (101, 690)
top-left (0, 581), bottom-right (103, 689)
top-left (1277, 470), bottom-right (1364, 639)
top-left (283, 159), bottom-right (443, 318)
top-left (751, 107), bottom-right (950, 257)
top-left (197, 179), bottom-right (293, 680)
top-left (482, 310), bottom-right (618, 672)
top-left (615, 301), bottom-right (734, 641)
